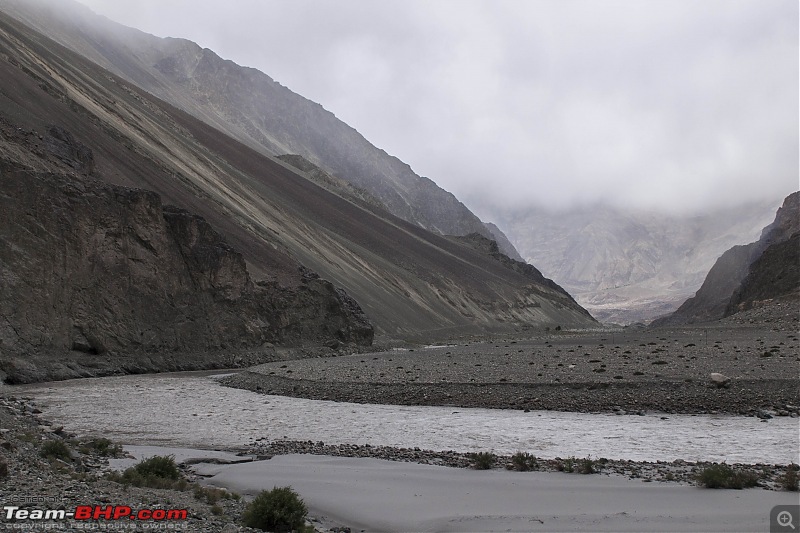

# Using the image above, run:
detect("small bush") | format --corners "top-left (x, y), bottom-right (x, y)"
top-left (696, 464), bottom-right (759, 489)
top-left (578, 457), bottom-right (596, 474)
top-left (556, 457), bottom-right (575, 472)
top-left (194, 485), bottom-right (235, 504)
top-left (210, 504), bottom-right (224, 516)
top-left (132, 455), bottom-right (180, 480)
top-left (0, 459), bottom-right (8, 478)
top-left (242, 486), bottom-right (308, 532)
top-left (87, 438), bottom-right (123, 457)
top-left (108, 455), bottom-right (184, 489)
top-left (781, 464), bottom-right (799, 492)
top-left (511, 452), bottom-right (537, 472)
top-left (469, 451), bottom-right (496, 470)
top-left (40, 440), bottom-right (71, 461)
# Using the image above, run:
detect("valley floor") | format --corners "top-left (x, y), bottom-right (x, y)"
top-left (222, 303), bottom-right (800, 416)
top-left (1, 303), bottom-right (797, 532)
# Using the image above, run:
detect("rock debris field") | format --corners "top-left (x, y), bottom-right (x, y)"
top-left (223, 305), bottom-right (800, 416)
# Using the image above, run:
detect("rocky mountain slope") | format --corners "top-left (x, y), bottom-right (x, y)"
top-left (0, 155), bottom-right (372, 383)
top-left (0, 0), bottom-right (518, 250)
top-left (652, 192), bottom-right (799, 326)
top-left (0, 5), bottom-right (596, 380)
top-left (496, 202), bottom-right (779, 324)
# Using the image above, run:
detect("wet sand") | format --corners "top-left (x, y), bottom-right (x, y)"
top-left (195, 454), bottom-right (799, 532)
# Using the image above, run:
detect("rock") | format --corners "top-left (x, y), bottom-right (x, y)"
top-left (756, 410), bottom-right (774, 420)
top-left (710, 373), bottom-right (731, 388)
top-left (0, 161), bottom-right (373, 382)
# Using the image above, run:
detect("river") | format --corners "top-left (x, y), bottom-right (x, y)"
top-left (16, 370), bottom-right (800, 464)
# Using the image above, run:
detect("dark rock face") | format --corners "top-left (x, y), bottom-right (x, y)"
top-left (450, 233), bottom-right (594, 320)
top-left (0, 160), bottom-right (373, 381)
top-left (652, 192), bottom-right (799, 326)
top-left (725, 232), bottom-right (799, 315)
top-left (651, 244), bottom-right (758, 326)
top-left (483, 222), bottom-right (525, 262)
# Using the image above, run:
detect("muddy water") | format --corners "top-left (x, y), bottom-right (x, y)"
top-left (17, 371), bottom-right (800, 464)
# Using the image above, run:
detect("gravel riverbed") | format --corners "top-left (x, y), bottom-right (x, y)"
top-left (222, 318), bottom-right (800, 416)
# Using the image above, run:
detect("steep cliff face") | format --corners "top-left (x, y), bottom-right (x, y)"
top-left (0, 155), bottom-right (373, 382)
top-left (652, 192), bottom-right (799, 326)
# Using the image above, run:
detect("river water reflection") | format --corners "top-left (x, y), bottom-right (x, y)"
top-left (17, 371), bottom-right (799, 464)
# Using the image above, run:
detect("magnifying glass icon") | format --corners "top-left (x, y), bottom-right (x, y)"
top-left (778, 511), bottom-right (796, 530)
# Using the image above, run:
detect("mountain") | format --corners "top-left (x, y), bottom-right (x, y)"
top-left (495, 202), bottom-right (779, 324)
top-left (652, 192), bottom-right (799, 327)
top-left (483, 222), bottom-right (525, 262)
top-left (0, 0), bottom-right (524, 256)
top-left (0, 5), bottom-right (596, 381)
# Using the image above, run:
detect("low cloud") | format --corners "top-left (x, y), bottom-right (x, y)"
top-left (77, 0), bottom-right (799, 216)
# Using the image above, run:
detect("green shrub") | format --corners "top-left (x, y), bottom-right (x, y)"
top-left (242, 486), bottom-right (308, 532)
top-left (469, 451), bottom-right (495, 470)
top-left (561, 457), bottom-right (575, 473)
top-left (511, 452), bottom-right (537, 472)
top-left (40, 440), bottom-right (71, 461)
top-left (107, 455), bottom-right (184, 489)
top-left (696, 463), bottom-right (760, 489)
top-left (87, 438), bottom-right (123, 457)
top-left (781, 464), bottom-right (799, 492)
top-left (578, 457), bottom-right (596, 474)
top-left (131, 455), bottom-right (180, 480)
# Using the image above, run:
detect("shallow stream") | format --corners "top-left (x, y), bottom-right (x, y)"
top-left (17, 371), bottom-right (799, 464)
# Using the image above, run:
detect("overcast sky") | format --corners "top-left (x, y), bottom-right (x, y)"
top-left (75, 0), bottom-right (798, 218)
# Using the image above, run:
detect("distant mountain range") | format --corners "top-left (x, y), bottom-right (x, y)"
top-left (0, 1), bottom-right (596, 381)
top-left (496, 201), bottom-right (780, 324)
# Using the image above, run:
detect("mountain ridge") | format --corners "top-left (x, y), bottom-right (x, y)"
top-left (0, 0), bottom-right (521, 252)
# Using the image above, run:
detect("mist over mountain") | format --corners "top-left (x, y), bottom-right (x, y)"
top-left (652, 191), bottom-right (799, 327)
top-left (495, 201), bottom-right (780, 324)
top-left (0, 0), bottom-right (521, 252)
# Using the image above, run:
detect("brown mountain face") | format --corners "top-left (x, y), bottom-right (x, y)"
top-left (0, 6), bottom-right (596, 381)
top-left (652, 192), bottom-right (800, 327)
top-left (0, 155), bottom-right (373, 383)
top-left (0, 0), bottom-right (513, 247)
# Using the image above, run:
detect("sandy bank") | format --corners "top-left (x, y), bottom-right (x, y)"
top-left (196, 454), bottom-right (799, 532)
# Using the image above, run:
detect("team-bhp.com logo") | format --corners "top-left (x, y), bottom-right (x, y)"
top-left (4, 505), bottom-right (188, 521)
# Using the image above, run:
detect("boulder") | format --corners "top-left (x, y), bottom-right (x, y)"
top-left (710, 373), bottom-right (731, 388)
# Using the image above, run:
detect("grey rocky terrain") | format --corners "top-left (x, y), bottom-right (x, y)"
top-left (222, 302), bottom-right (800, 416)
